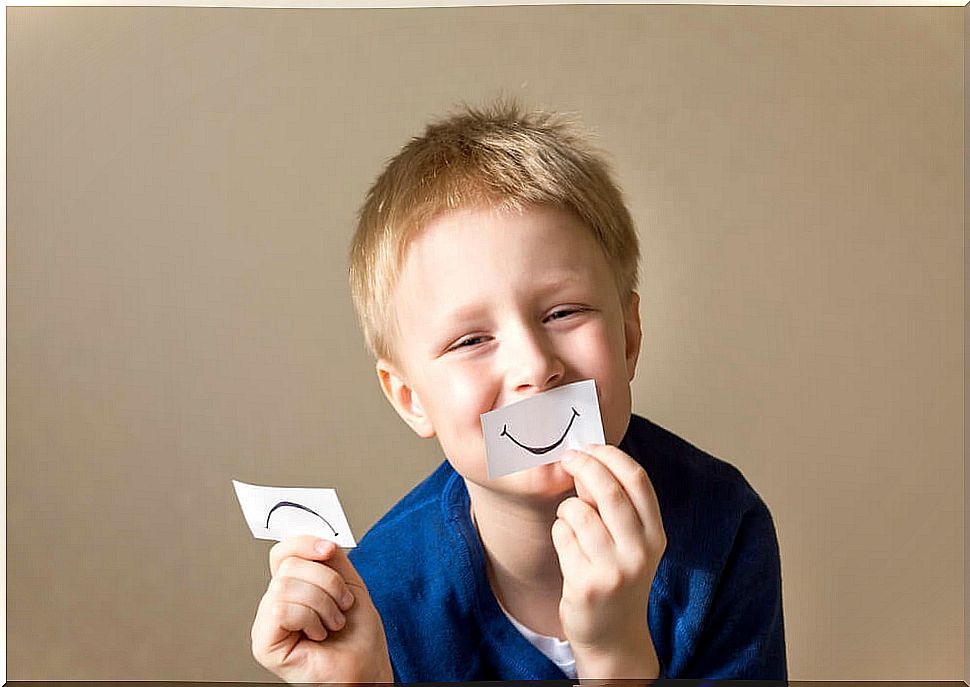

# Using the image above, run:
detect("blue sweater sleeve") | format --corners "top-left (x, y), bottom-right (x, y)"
top-left (684, 497), bottom-right (788, 680)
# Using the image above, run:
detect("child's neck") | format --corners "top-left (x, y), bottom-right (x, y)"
top-left (466, 481), bottom-right (569, 639)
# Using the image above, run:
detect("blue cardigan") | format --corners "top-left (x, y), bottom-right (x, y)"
top-left (349, 414), bottom-right (788, 682)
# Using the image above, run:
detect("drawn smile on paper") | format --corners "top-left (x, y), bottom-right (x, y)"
top-left (500, 407), bottom-right (581, 455)
top-left (265, 501), bottom-right (339, 536)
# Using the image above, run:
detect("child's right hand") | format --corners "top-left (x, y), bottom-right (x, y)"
top-left (251, 535), bottom-right (393, 684)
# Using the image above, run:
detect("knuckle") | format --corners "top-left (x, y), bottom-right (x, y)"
top-left (276, 556), bottom-right (295, 577)
top-left (630, 466), bottom-right (651, 489)
top-left (271, 574), bottom-right (293, 596)
top-left (271, 601), bottom-right (290, 624)
top-left (602, 482), bottom-right (625, 506)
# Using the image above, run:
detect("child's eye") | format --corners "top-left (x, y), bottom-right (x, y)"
top-left (545, 308), bottom-right (584, 322)
top-left (449, 335), bottom-right (489, 351)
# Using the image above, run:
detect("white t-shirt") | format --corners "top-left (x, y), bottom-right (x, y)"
top-left (499, 604), bottom-right (577, 679)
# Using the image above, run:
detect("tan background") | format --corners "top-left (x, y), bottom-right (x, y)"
top-left (6, 5), bottom-right (965, 682)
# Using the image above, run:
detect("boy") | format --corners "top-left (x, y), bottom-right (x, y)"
top-left (250, 99), bottom-right (787, 683)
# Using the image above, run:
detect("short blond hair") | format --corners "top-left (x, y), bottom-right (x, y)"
top-left (349, 97), bottom-right (640, 362)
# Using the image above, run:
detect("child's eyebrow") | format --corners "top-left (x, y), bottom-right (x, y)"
top-left (438, 302), bottom-right (489, 325)
top-left (538, 272), bottom-right (585, 288)
top-left (528, 273), bottom-right (591, 301)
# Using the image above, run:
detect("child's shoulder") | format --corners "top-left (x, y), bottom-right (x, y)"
top-left (625, 412), bottom-right (764, 504)
top-left (623, 413), bottom-right (775, 552)
top-left (347, 459), bottom-right (465, 586)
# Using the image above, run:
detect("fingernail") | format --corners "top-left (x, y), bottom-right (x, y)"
top-left (334, 611), bottom-right (346, 627)
top-left (315, 538), bottom-right (334, 555)
top-left (341, 591), bottom-right (355, 610)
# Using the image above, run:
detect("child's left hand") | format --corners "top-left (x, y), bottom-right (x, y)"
top-left (553, 444), bottom-right (667, 679)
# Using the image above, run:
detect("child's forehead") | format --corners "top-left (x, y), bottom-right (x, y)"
top-left (401, 207), bottom-right (605, 275)
top-left (401, 202), bottom-right (595, 256)
top-left (395, 243), bottom-right (616, 316)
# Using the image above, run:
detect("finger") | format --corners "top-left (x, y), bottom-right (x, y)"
top-left (252, 591), bottom-right (326, 660)
top-left (270, 572), bottom-right (347, 632)
top-left (561, 449), bottom-right (643, 547)
top-left (556, 496), bottom-right (613, 561)
top-left (580, 444), bottom-right (664, 545)
top-left (252, 591), bottom-right (291, 655)
top-left (278, 556), bottom-right (356, 612)
top-left (551, 516), bottom-right (590, 578)
top-left (271, 599), bottom-right (329, 642)
top-left (269, 535), bottom-right (339, 577)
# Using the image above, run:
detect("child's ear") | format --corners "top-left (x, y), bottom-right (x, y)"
top-left (624, 291), bottom-right (643, 381)
top-left (375, 358), bottom-right (436, 439)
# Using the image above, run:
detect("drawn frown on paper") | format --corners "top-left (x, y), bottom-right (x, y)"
top-left (265, 500), bottom-right (339, 536)
top-left (481, 379), bottom-right (605, 479)
top-left (232, 480), bottom-right (357, 547)
top-left (500, 407), bottom-right (580, 455)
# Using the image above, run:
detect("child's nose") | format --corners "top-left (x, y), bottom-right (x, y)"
top-left (504, 328), bottom-right (565, 394)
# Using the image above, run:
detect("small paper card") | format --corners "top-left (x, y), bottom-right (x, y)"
top-left (232, 479), bottom-right (357, 548)
top-left (481, 379), bottom-right (605, 478)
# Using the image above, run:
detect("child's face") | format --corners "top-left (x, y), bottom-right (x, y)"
top-left (377, 203), bottom-right (641, 504)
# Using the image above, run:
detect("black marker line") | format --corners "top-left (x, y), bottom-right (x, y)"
top-left (265, 500), bottom-right (338, 536)
top-left (500, 407), bottom-right (581, 455)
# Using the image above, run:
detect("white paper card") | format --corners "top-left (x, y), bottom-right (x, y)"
top-left (481, 379), bottom-right (605, 478)
top-left (232, 479), bottom-right (357, 548)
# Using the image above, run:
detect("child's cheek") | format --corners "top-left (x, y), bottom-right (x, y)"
top-left (600, 375), bottom-right (633, 446)
top-left (429, 368), bottom-right (491, 444)
top-left (444, 364), bottom-right (497, 417)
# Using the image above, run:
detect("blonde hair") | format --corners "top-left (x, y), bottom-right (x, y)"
top-left (349, 96), bottom-right (640, 362)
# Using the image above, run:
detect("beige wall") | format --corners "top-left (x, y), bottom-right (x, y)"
top-left (7, 6), bottom-right (964, 681)
top-left (963, 5), bottom-right (970, 684)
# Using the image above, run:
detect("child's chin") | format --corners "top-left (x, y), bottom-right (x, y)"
top-left (505, 461), bottom-right (575, 500)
